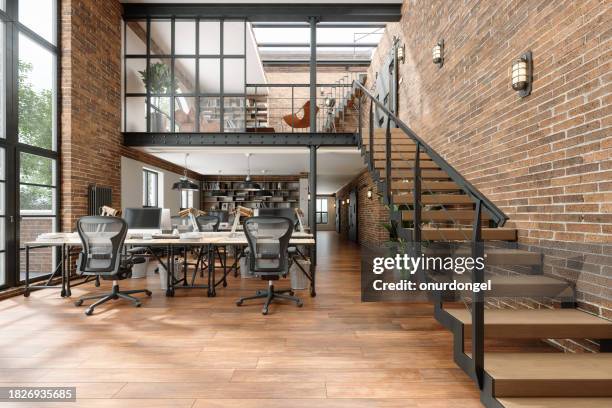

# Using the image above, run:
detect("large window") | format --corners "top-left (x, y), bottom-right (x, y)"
top-left (0, 1), bottom-right (59, 288)
top-left (143, 169), bottom-right (159, 207)
top-left (181, 190), bottom-right (194, 209)
top-left (316, 198), bottom-right (328, 224)
top-left (124, 19), bottom-right (246, 133)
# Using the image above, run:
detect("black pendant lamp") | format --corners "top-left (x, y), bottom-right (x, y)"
top-left (236, 153), bottom-right (261, 191)
top-left (172, 153), bottom-right (199, 191)
top-left (255, 169), bottom-right (272, 198)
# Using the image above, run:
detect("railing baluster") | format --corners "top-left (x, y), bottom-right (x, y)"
top-left (369, 100), bottom-right (374, 171)
top-left (472, 199), bottom-right (484, 389)
top-left (357, 91), bottom-right (362, 147)
top-left (385, 116), bottom-right (392, 205)
top-left (413, 142), bottom-right (421, 242)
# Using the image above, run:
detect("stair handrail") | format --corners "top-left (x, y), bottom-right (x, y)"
top-left (353, 80), bottom-right (508, 227)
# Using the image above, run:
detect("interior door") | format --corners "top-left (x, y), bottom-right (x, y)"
top-left (348, 189), bottom-right (358, 242)
top-left (335, 197), bottom-right (341, 233)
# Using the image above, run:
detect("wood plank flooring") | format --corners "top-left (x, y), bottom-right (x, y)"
top-left (0, 232), bottom-right (532, 407)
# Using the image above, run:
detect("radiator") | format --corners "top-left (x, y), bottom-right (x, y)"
top-left (88, 184), bottom-right (113, 216)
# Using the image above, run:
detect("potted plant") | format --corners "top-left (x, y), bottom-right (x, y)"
top-left (139, 62), bottom-right (175, 132)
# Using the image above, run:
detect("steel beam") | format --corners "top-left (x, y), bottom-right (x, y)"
top-left (122, 132), bottom-right (358, 147)
top-left (309, 145), bottom-right (318, 265)
top-left (123, 4), bottom-right (402, 22)
top-left (258, 42), bottom-right (379, 48)
top-left (263, 59), bottom-right (371, 66)
top-left (310, 17), bottom-right (317, 133)
top-left (252, 23), bottom-right (388, 29)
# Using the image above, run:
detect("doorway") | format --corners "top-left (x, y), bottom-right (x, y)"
top-left (348, 189), bottom-right (358, 242)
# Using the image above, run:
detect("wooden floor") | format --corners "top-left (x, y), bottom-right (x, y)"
top-left (0, 232), bottom-right (501, 407)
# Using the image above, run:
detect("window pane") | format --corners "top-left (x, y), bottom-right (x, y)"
top-left (19, 217), bottom-right (56, 281)
top-left (175, 20), bottom-right (196, 55)
top-left (175, 58), bottom-right (196, 94)
top-left (199, 58), bottom-right (220, 93)
top-left (0, 251), bottom-right (4, 286)
top-left (0, 22), bottom-right (4, 139)
top-left (125, 97), bottom-right (147, 132)
top-left (316, 199), bottom-right (321, 211)
top-left (150, 97), bottom-right (171, 132)
top-left (224, 21), bottom-right (245, 55)
top-left (148, 58), bottom-right (173, 94)
top-left (0, 147), bottom-right (4, 180)
top-left (223, 58), bottom-right (245, 93)
top-left (19, 0), bottom-right (56, 44)
top-left (20, 153), bottom-right (55, 186)
top-left (150, 20), bottom-right (171, 55)
top-left (199, 21), bottom-right (220, 55)
top-left (224, 97), bottom-right (245, 132)
top-left (200, 97), bottom-right (220, 132)
top-left (322, 213), bottom-right (328, 224)
top-left (18, 33), bottom-right (56, 150)
top-left (322, 199), bottom-right (328, 212)
top-left (125, 20), bottom-right (147, 55)
top-left (126, 58), bottom-right (146, 93)
top-left (20, 185), bottom-right (55, 213)
top-left (175, 97), bottom-right (196, 132)
top-left (316, 213), bottom-right (321, 224)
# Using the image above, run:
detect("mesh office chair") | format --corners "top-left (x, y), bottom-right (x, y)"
top-left (191, 215), bottom-right (225, 285)
top-left (74, 216), bottom-right (152, 315)
top-left (236, 216), bottom-right (303, 315)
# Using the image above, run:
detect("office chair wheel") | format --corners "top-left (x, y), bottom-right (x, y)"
top-left (223, 281), bottom-right (227, 287)
top-left (74, 299), bottom-right (83, 307)
top-left (145, 290), bottom-right (152, 296)
top-left (23, 290), bottom-right (30, 297)
top-left (262, 307), bottom-right (269, 315)
top-left (297, 300), bottom-right (303, 307)
top-left (236, 300), bottom-right (243, 306)
top-left (135, 302), bottom-right (142, 307)
top-left (289, 290), bottom-right (295, 296)
top-left (85, 308), bottom-right (94, 316)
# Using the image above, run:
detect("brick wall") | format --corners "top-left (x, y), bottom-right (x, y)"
top-left (368, 1), bottom-right (611, 315)
top-left (336, 169), bottom-right (390, 248)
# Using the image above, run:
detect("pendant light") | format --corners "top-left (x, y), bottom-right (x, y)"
top-left (255, 169), bottom-right (273, 198)
top-left (236, 153), bottom-right (261, 191)
top-left (172, 153), bottom-right (199, 191)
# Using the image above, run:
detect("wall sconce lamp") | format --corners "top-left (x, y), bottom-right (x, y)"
top-left (308, 193), bottom-right (311, 201)
top-left (432, 39), bottom-right (444, 68)
top-left (397, 43), bottom-right (406, 64)
top-left (346, 198), bottom-right (350, 205)
top-left (367, 189), bottom-right (372, 199)
top-left (512, 51), bottom-right (533, 97)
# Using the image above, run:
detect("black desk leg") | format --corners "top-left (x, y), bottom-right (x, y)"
top-left (24, 246), bottom-right (30, 297)
top-left (208, 244), bottom-right (215, 297)
top-left (310, 246), bottom-right (316, 297)
top-left (60, 244), bottom-right (67, 298)
top-left (166, 245), bottom-right (175, 297)
top-left (65, 246), bottom-right (72, 297)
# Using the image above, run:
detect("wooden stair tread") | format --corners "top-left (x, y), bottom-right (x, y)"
top-left (402, 210), bottom-right (492, 221)
top-left (447, 309), bottom-right (612, 339)
top-left (392, 181), bottom-right (460, 190)
top-left (420, 227), bottom-right (517, 241)
top-left (458, 274), bottom-right (573, 298)
top-left (395, 194), bottom-right (475, 205)
top-left (499, 398), bottom-right (612, 408)
top-left (425, 247), bottom-right (541, 265)
top-left (379, 169), bottom-right (450, 179)
top-left (376, 160), bottom-right (441, 169)
top-left (480, 353), bottom-right (612, 397)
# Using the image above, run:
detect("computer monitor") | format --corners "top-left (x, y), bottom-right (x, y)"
top-left (256, 208), bottom-right (298, 228)
top-left (123, 207), bottom-right (162, 230)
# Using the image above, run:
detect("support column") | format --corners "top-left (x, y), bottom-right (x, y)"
top-left (309, 145), bottom-right (317, 265)
top-left (309, 16), bottom-right (317, 132)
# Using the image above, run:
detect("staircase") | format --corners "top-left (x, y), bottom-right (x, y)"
top-left (353, 81), bottom-right (612, 408)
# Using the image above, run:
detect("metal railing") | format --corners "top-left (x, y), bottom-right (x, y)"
top-left (353, 79), bottom-right (509, 389)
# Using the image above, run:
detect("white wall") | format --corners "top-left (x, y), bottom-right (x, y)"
top-left (121, 156), bottom-right (188, 215)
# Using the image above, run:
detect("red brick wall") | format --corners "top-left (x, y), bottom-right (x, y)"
top-left (368, 1), bottom-right (611, 315)
top-left (336, 170), bottom-right (390, 248)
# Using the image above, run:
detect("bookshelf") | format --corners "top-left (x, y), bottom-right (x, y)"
top-left (202, 179), bottom-right (301, 212)
top-left (246, 95), bottom-right (269, 129)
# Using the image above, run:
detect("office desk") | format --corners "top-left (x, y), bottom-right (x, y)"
top-left (24, 232), bottom-right (316, 298)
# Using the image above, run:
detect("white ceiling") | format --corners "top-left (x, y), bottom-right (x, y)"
top-left (137, 146), bottom-right (365, 194)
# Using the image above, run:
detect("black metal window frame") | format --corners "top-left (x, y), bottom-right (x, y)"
top-left (123, 17), bottom-right (247, 134)
top-left (0, 1), bottom-right (61, 289)
top-left (315, 198), bottom-right (328, 224)
top-left (142, 168), bottom-right (159, 208)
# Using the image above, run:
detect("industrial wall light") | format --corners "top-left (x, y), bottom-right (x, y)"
top-left (367, 189), bottom-right (372, 199)
top-left (346, 198), bottom-right (350, 205)
top-left (432, 39), bottom-right (444, 68)
top-left (397, 44), bottom-right (405, 64)
top-left (512, 51), bottom-right (533, 97)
